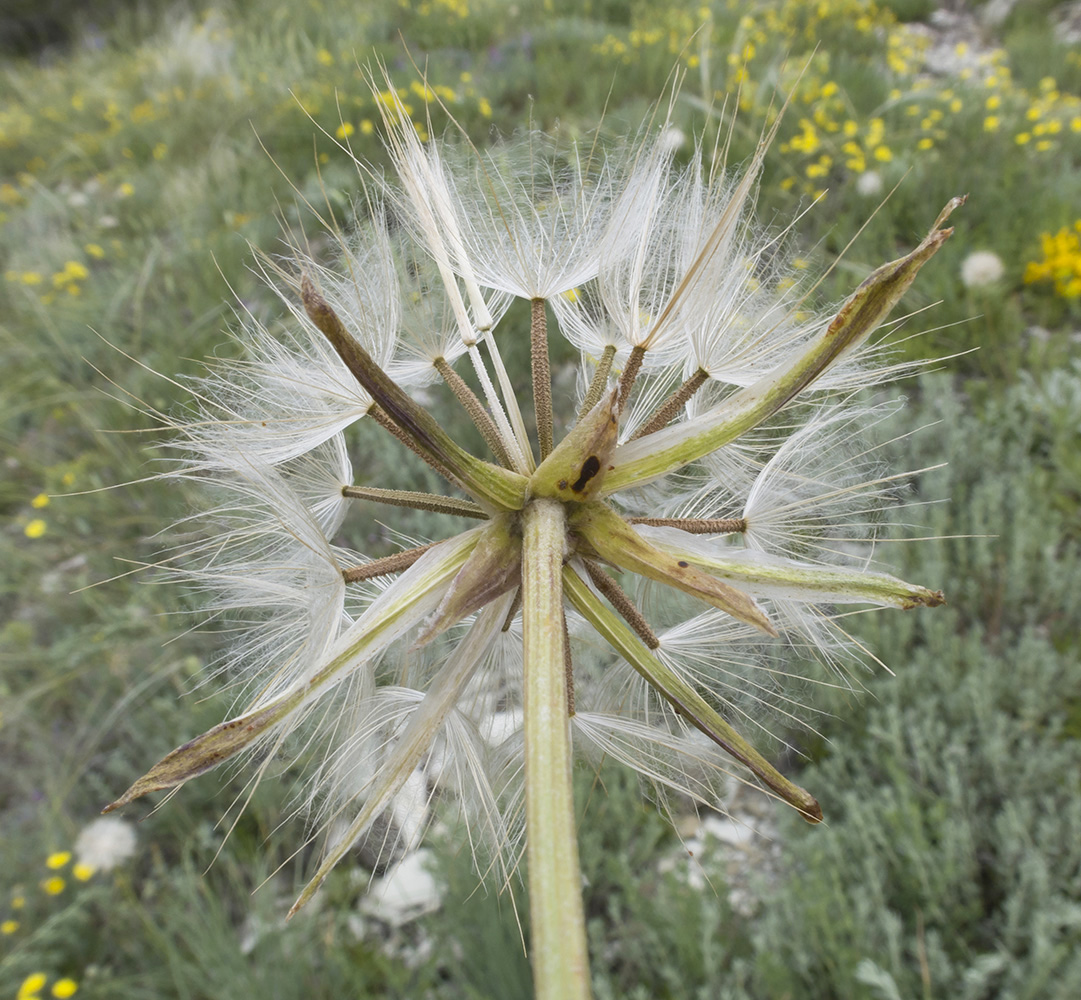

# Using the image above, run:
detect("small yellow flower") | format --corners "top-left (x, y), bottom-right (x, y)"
top-left (12, 894), bottom-right (25, 909)
top-left (335, 122), bottom-right (355, 139)
top-left (42, 876), bottom-right (65, 895)
top-left (72, 863), bottom-right (95, 881)
top-left (917, 137), bottom-right (934, 151)
top-left (1015, 132), bottom-right (1031, 145)
top-left (478, 97), bottom-right (492, 118)
top-left (46, 851), bottom-right (71, 869)
top-left (84, 243), bottom-right (105, 259)
top-left (983, 116), bottom-right (1000, 132)
top-left (32, 493), bottom-right (50, 509)
top-left (118, 182), bottom-right (135, 197)
top-left (873, 145), bottom-right (892, 162)
top-left (53, 261), bottom-right (89, 288)
top-left (52, 979), bottom-right (78, 999)
top-left (360, 119), bottom-right (375, 135)
top-left (25, 519), bottom-right (47, 539)
top-left (316, 48), bottom-right (334, 66)
top-left (1, 919), bottom-right (18, 934)
top-left (18, 973), bottom-right (47, 998)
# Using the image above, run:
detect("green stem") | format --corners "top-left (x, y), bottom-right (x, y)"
top-left (521, 500), bottom-right (591, 1000)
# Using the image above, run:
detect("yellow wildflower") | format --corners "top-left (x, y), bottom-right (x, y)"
top-left (18, 973), bottom-right (47, 999)
top-left (25, 519), bottom-right (46, 539)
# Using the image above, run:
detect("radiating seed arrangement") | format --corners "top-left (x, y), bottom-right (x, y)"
top-left (106, 81), bottom-right (955, 994)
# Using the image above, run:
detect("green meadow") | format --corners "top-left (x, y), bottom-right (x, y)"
top-left (2, 0), bottom-right (1080, 996)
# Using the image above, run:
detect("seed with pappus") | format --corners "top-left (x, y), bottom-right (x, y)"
top-left (106, 75), bottom-right (958, 1000)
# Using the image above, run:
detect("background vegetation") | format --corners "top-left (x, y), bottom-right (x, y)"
top-left (3, 0), bottom-right (1080, 997)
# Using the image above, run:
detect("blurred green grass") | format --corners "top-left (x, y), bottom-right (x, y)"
top-left (3, 1), bottom-right (1081, 997)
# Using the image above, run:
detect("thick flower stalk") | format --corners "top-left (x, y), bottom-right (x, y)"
top-left (107, 87), bottom-right (957, 1000)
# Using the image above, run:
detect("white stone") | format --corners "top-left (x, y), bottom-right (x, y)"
top-left (701, 814), bottom-right (756, 847)
top-left (360, 849), bottom-right (442, 927)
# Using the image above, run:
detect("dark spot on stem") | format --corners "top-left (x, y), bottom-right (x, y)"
top-left (678, 560), bottom-right (689, 568)
top-left (570, 455), bottom-right (601, 493)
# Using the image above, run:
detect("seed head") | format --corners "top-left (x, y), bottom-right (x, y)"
top-left (107, 80), bottom-right (957, 917)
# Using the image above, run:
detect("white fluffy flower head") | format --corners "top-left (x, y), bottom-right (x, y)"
top-left (107, 78), bottom-right (958, 987)
top-left (960, 249), bottom-right (1005, 288)
top-left (75, 816), bottom-right (137, 873)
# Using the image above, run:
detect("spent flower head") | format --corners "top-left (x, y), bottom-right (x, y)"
top-left (107, 77), bottom-right (957, 998)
